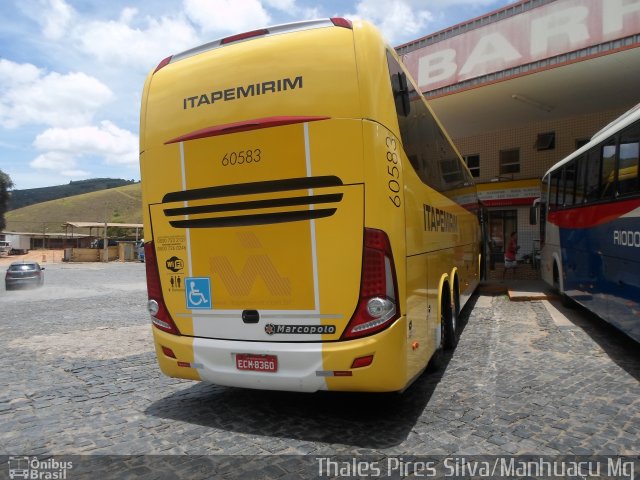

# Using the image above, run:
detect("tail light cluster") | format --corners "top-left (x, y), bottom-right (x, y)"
top-left (144, 242), bottom-right (180, 335)
top-left (342, 228), bottom-right (399, 339)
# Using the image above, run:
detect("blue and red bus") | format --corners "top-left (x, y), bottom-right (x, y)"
top-left (538, 103), bottom-right (640, 342)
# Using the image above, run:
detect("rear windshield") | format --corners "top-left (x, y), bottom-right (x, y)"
top-left (9, 264), bottom-right (38, 272)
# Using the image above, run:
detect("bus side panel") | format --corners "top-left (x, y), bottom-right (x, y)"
top-left (459, 194), bottom-right (482, 301)
top-left (402, 149), bottom-right (480, 380)
top-left (323, 121), bottom-right (409, 390)
top-left (554, 201), bottom-right (640, 342)
top-left (541, 219), bottom-right (561, 289)
top-left (352, 22), bottom-right (399, 139)
top-left (404, 164), bottom-right (445, 379)
top-left (406, 254), bottom-right (435, 376)
top-left (361, 122), bottom-right (407, 312)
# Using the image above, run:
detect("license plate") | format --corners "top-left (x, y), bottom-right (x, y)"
top-left (235, 353), bottom-right (278, 373)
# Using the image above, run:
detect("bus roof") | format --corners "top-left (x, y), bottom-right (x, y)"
top-left (156, 18), bottom-right (353, 70)
top-left (542, 102), bottom-right (640, 180)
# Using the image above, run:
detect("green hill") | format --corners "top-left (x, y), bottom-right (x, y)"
top-left (8, 178), bottom-right (137, 211)
top-left (4, 183), bottom-right (142, 234)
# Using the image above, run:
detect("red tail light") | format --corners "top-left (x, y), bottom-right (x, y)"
top-left (342, 229), bottom-right (399, 339)
top-left (161, 346), bottom-right (177, 358)
top-left (153, 56), bottom-right (172, 74)
top-left (144, 241), bottom-right (180, 335)
top-left (330, 17), bottom-right (353, 29)
top-left (221, 28), bottom-right (269, 45)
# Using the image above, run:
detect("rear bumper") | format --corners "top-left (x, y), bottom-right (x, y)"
top-left (152, 316), bottom-right (408, 392)
top-left (5, 277), bottom-right (42, 289)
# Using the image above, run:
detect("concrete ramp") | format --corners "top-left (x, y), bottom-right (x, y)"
top-left (479, 279), bottom-right (557, 301)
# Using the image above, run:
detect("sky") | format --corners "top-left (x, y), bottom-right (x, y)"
top-left (0, 0), bottom-right (514, 190)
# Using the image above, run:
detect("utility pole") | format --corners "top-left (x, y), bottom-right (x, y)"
top-left (103, 205), bottom-right (109, 262)
top-left (103, 220), bottom-right (108, 262)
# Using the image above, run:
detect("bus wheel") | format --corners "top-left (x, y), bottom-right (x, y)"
top-left (428, 288), bottom-right (457, 372)
top-left (427, 310), bottom-right (445, 372)
top-left (453, 281), bottom-right (461, 334)
top-left (553, 262), bottom-right (574, 308)
top-left (442, 288), bottom-right (458, 350)
top-left (553, 262), bottom-right (561, 294)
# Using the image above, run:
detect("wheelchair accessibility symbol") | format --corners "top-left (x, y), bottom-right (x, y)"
top-left (185, 277), bottom-right (212, 310)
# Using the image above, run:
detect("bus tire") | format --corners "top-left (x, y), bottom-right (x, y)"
top-left (453, 278), bottom-right (461, 335)
top-left (442, 287), bottom-right (458, 350)
top-left (428, 310), bottom-right (446, 371)
top-left (553, 261), bottom-right (574, 308)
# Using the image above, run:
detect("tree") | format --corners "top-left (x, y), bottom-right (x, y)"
top-left (0, 170), bottom-right (14, 231)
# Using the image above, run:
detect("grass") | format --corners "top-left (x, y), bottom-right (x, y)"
top-left (5, 183), bottom-right (142, 234)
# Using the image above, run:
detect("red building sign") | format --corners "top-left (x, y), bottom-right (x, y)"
top-left (401, 0), bottom-right (640, 93)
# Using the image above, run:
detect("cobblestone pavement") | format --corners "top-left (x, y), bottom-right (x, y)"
top-left (0, 263), bottom-right (638, 461)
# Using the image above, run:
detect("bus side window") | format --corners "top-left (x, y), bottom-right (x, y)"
top-left (617, 123), bottom-right (639, 196)
top-left (387, 50), bottom-right (463, 194)
top-left (600, 140), bottom-right (617, 199)
top-left (585, 149), bottom-right (602, 202)
top-left (549, 170), bottom-right (560, 209)
top-left (574, 155), bottom-right (586, 204)
top-left (563, 161), bottom-right (576, 206)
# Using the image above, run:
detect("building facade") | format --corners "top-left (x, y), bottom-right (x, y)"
top-left (397, 0), bottom-right (640, 276)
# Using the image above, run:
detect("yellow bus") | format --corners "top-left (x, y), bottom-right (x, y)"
top-left (140, 18), bottom-right (481, 392)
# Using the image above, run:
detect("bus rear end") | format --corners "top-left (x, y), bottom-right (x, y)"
top-left (140, 19), bottom-right (408, 392)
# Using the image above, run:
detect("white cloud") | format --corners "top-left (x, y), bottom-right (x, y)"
top-left (29, 150), bottom-right (90, 178)
top-left (346, 0), bottom-right (435, 44)
top-left (0, 59), bottom-right (41, 87)
top-left (119, 7), bottom-right (138, 24)
top-left (423, 0), bottom-right (498, 5)
top-left (0, 60), bottom-right (113, 129)
top-left (34, 121), bottom-right (138, 167)
top-left (74, 11), bottom-right (201, 70)
top-left (17, 0), bottom-right (76, 40)
top-left (30, 151), bottom-right (77, 171)
top-left (264, 0), bottom-right (296, 12)
top-left (184, 0), bottom-right (271, 34)
top-left (17, 0), bottom-right (199, 73)
top-left (42, 0), bottom-right (75, 39)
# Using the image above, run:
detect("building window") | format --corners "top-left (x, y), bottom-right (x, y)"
top-left (464, 154), bottom-right (480, 177)
top-left (535, 131), bottom-right (555, 150)
top-left (500, 148), bottom-right (520, 175)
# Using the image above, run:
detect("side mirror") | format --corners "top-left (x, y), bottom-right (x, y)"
top-left (392, 72), bottom-right (410, 117)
